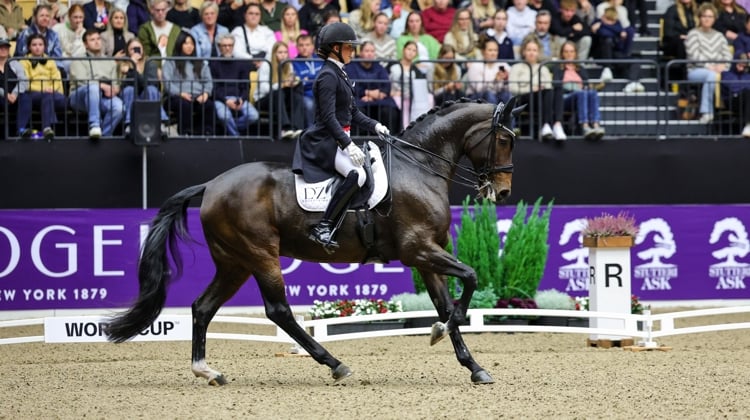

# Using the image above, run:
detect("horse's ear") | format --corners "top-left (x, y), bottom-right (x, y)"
top-left (496, 96), bottom-right (518, 128)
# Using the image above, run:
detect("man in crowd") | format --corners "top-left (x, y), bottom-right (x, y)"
top-left (210, 34), bottom-right (260, 135)
top-left (137, 0), bottom-right (182, 57)
top-left (291, 33), bottom-right (322, 127)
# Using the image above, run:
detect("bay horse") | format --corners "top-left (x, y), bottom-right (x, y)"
top-left (106, 97), bottom-right (522, 385)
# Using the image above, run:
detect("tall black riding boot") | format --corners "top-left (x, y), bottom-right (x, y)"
top-left (309, 171), bottom-right (360, 251)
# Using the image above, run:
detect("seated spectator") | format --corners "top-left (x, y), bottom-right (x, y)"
top-left (290, 34), bottom-right (321, 127)
top-left (591, 7), bottom-right (643, 92)
top-left (210, 34), bottom-right (259, 136)
top-left (17, 33), bottom-right (66, 140)
top-left (720, 52), bottom-right (750, 137)
top-left (686, 2), bottom-right (732, 124)
top-left (52, 4), bottom-right (86, 70)
top-left (349, 0), bottom-right (382, 39)
top-left (596, 0), bottom-right (631, 27)
top-left (231, 3), bottom-right (275, 59)
top-left (275, 5), bottom-right (306, 58)
top-left (506, 0), bottom-right (537, 47)
top-left (715, 0), bottom-right (748, 44)
top-left (463, 37), bottom-right (511, 105)
top-left (345, 40), bottom-right (402, 133)
top-left (162, 30), bottom-right (216, 135)
top-left (298, 0), bottom-right (338, 36)
top-left (661, 0), bottom-right (697, 60)
top-left (553, 40), bottom-right (604, 139)
top-left (254, 41), bottom-right (305, 139)
top-left (735, 14), bottom-right (750, 56)
top-left (532, 9), bottom-right (562, 62)
top-left (509, 34), bottom-right (567, 141)
top-left (127, 0), bottom-right (150, 35)
top-left (396, 11), bottom-right (442, 73)
top-left (68, 29), bottom-right (125, 138)
top-left (39, 0), bottom-right (69, 26)
top-left (443, 8), bottom-right (479, 60)
top-left (191, 1), bottom-right (229, 58)
top-left (364, 12), bottom-right (397, 62)
top-left (14, 5), bottom-right (63, 68)
top-left (389, 40), bottom-right (433, 128)
top-left (138, 0), bottom-right (183, 58)
top-left (421, 0), bottom-right (455, 43)
top-left (101, 8), bottom-right (135, 57)
top-left (0, 38), bottom-right (26, 128)
top-left (217, 0), bottom-right (250, 31)
top-left (470, 0), bottom-right (496, 32)
top-left (83, 0), bottom-right (113, 33)
top-left (389, 0), bottom-right (412, 39)
top-left (429, 44), bottom-right (464, 105)
top-left (322, 9), bottom-right (341, 25)
top-left (167, 0), bottom-right (200, 29)
top-left (260, 0), bottom-right (286, 32)
top-left (575, 0), bottom-right (597, 26)
top-left (550, 0), bottom-right (592, 60)
top-left (481, 9), bottom-right (515, 60)
top-left (118, 38), bottom-right (169, 136)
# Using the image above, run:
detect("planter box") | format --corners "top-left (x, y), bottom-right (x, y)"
top-left (583, 235), bottom-right (634, 248)
top-left (485, 317), bottom-right (531, 326)
top-left (327, 320), bottom-right (406, 335)
top-left (566, 317), bottom-right (589, 328)
top-left (531, 316), bottom-right (568, 326)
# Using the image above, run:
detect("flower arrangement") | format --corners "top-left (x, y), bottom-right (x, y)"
top-left (534, 289), bottom-right (576, 310)
top-left (574, 296), bottom-right (589, 311)
top-left (631, 294), bottom-right (644, 314)
top-left (308, 298), bottom-right (403, 319)
top-left (582, 211), bottom-right (639, 238)
top-left (495, 297), bottom-right (537, 310)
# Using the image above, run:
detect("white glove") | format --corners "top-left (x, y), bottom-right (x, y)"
top-left (375, 123), bottom-right (390, 136)
top-left (346, 142), bottom-right (365, 166)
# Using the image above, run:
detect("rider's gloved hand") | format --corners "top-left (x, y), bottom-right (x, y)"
top-left (375, 123), bottom-right (390, 136)
top-left (346, 142), bottom-right (365, 166)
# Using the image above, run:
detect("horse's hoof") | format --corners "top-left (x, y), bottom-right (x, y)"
top-left (471, 370), bottom-right (495, 385)
top-left (430, 322), bottom-right (448, 346)
top-left (208, 374), bottom-right (228, 386)
top-left (331, 364), bottom-right (352, 382)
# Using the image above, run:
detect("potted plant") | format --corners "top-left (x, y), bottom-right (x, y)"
top-left (532, 289), bottom-right (575, 326)
top-left (582, 211), bottom-right (639, 248)
top-left (308, 298), bottom-right (405, 335)
top-left (570, 296), bottom-right (590, 327)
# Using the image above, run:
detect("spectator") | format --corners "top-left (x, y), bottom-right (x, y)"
top-left (576, 0), bottom-right (597, 26)
top-left (68, 29), bottom-right (125, 138)
top-left (298, 0), bottom-right (338, 36)
top-left (0, 38), bottom-right (26, 130)
top-left (389, 0), bottom-right (412, 38)
top-left (463, 37), bottom-right (511, 104)
top-left (83, 0), bottom-right (113, 33)
top-left (421, 0), bottom-right (456, 43)
top-left (254, 41), bottom-right (305, 139)
top-left (626, 0), bottom-right (650, 36)
top-left (52, 3), bottom-right (86, 68)
top-left (509, 34), bottom-right (567, 141)
top-left (533, 9), bottom-right (563, 62)
top-left (191, 1), bottom-right (229, 58)
top-left (550, 0), bottom-right (593, 60)
top-left (231, 3), bottom-right (275, 59)
top-left (349, 0), bottom-right (381, 39)
top-left (395, 11), bottom-right (441, 68)
top-left (661, 0), bottom-right (697, 84)
top-left (443, 8), bottom-right (479, 60)
top-left (596, 0), bottom-right (631, 27)
top-left (553, 40), bottom-right (604, 139)
top-left (118, 38), bottom-right (169, 136)
top-left (591, 7), bottom-right (643, 92)
top-left (720, 52), bottom-right (750, 137)
top-left (429, 44), bottom-right (464, 105)
top-left (714, 0), bottom-right (748, 43)
top-left (167, 0), bottom-right (200, 28)
top-left (260, 0), bottom-right (288, 32)
top-left (14, 5), bottom-right (63, 66)
top-left (322, 9), bottom-right (342, 25)
top-left (17, 34), bottom-right (65, 139)
top-left (101, 8), bottom-right (136, 56)
top-left (0, 0), bottom-right (26, 41)
top-left (39, 0), bottom-right (69, 26)
top-left (528, 0), bottom-right (558, 13)
top-left (413, 0), bottom-right (433, 11)
top-left (734, 14), bottom-right (750, 55)
top-left (275, 5), bottom-right (307, 58)
top-left (506, 0), bottom-right (537, 47)
top-left (127, 0), bottom-right (150, 35)
top-left (291, 33), bottom-right (321, 127)
top-left (686, 2), bottom-right (732, 123)
top-left (364, 12), bottom-right (397, 61)
top-left (138, 0), bottom-right (183, 58)
top-left (218, 0), bottom-right (251, 31)
top-left (210, 33), bottom-right (259, 135)
top-left (162, 30), bottom-right (216, 135)
top-left (389, 40), bottom-right (433, 128)
top-left (481, 9), bottom-right (514, 60)
top-left (344, 40), bottom-right (402, 133)
top-left (470, 0), bottom-right (496, 32)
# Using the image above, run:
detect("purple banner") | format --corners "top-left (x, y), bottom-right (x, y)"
top-left (0, 205), bottom-right (748, 310)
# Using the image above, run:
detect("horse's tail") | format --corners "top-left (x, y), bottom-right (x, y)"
top-left (106, 184), bottom-right (206, 343)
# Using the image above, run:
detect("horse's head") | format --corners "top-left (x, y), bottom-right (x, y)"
top-left (464, 97), bottom-right (524, 203)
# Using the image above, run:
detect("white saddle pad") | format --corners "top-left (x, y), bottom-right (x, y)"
top-left (295, 141), bottom-right (388, 212)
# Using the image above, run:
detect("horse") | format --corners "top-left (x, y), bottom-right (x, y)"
top-left (105, 97), bottom-right (523, 385)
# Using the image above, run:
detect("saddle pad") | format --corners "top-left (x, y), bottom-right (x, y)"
top-left (295, 141), bottom-right (388, 212)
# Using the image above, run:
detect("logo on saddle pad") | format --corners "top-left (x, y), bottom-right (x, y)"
top-left (295, 142), bottom-right (389, 212)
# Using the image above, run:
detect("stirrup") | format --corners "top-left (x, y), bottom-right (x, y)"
top-left (309, 224), bottom-right (339, 254)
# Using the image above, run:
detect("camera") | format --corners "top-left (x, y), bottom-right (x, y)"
top-left (133, 46), bottom-right (142, 54)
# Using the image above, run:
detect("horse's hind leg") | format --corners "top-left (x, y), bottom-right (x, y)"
top-left (191, 267), bottom-right (250, 386)
top-left (253, 267), bottom-right (351, 382)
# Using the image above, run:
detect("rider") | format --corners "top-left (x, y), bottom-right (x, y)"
top-left (292, 22), bottom-right (390, 251)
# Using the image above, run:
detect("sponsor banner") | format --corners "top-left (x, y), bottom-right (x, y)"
top-left (44, 315), bottom-right (191, 343)
top-left (1, 205), bottom-right (749, 311)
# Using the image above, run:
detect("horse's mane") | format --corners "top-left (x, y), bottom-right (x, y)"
top-left (398, 97), bottom-right (491, 138)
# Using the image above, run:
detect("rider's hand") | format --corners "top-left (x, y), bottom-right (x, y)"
top-left (375, 123), bottom-right (390, 136)
top-left (346, 142), bottom-right (365, 166)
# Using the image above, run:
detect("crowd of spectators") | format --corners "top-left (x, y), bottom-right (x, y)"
top-left (1, 0), bottom-right (749, 140)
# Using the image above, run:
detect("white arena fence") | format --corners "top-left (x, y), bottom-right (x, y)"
top-left (1, 307), bottom-right (749, 346)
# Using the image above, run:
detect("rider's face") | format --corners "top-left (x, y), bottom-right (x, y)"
top-left (337, 43), bottom-right (354, 63)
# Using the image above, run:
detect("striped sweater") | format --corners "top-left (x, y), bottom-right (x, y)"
top-left (685, 28), bottom-right (732, 69)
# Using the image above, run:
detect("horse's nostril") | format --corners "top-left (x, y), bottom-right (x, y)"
top-left (498, 189), bottom-right (511, 199)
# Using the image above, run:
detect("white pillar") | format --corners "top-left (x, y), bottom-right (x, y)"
top-left (585, 236), bottom-right (633, 340)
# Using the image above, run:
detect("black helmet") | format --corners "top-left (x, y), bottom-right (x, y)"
top-left (316, 22), bottom-right (361, 58)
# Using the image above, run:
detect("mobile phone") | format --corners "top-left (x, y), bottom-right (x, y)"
top-left (133, 46), bottom-right (142, 54)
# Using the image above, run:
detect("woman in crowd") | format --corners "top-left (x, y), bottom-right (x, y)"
top-left (713, 0), bottom-right (748, 43)
top-left (364, 12), bottom-right (397, 62)
top-left (442, 8), bottom-right (479, 60)
top-left (553, 40), bottom-right (604, 140)
top-left (17, 34), bottom-right (66, 140)
top-left (274, 5), bottom-right (306, 59)
top-left (100, 8), bottom-right (134, 56)
top-left (162, 30), bottom-right (216, 135)
top-left (481, 8), bottom-right (515, 60)
top-left (52, 3), bottom-right (86, 66)
top-left (429, 44), bottom-right (464, 105)
top-left (83, 0), bottom-right (113, 32)
top-left (119, 38), bottom-right (169, 136)
top-left (390, 40), bottom-right (432, 128)
top-left (349, 0), bottom-right (382, 38)
top-left (685, 2), bottom-right (732, 124)
top-left (463, 37), bottom-right (510, 105)
top-left (191, 1), bottom-right (229, 58)
top-left (509, 34), bottom-right (567, 141)
top-left (254, 41), bottom-right (305, 139)
top-left (396, 11), bottom-right (441, 73)
top-left (470, 0), bottom-right (496, 32)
